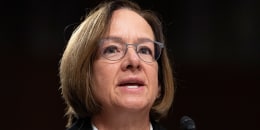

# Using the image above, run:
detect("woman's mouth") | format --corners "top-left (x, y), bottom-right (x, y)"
top-left (118, 79), bottom-right (145, 88)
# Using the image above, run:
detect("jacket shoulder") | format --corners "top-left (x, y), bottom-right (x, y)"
top-left (66, 118), bottom-right (93, 130)
top-left (151, 120), bottom-right (167, 130)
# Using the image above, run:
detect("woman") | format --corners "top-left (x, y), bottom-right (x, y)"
top-left (59, 0), bottom-right (174, 130)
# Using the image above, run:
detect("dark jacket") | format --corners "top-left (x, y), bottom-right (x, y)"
top-left (67, 118), bottom-right (166, 130)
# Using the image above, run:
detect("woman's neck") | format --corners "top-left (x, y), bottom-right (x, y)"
top-left (92, 108), bottom-right (151, 130)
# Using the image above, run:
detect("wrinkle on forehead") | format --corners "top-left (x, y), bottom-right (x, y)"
top-left (105, 8), bottom-right (155, 43)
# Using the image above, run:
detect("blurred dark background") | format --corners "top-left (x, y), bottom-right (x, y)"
top-left (1, 0), bottom-right (259, 130)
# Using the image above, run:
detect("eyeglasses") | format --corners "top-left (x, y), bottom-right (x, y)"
top-left (98, 37), bottom-right (164, 63)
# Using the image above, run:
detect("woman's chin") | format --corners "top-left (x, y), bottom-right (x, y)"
top-left (116, 97), bottom-right (152, 111)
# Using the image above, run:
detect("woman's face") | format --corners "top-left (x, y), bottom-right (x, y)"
top-left (92, 9), bottom-right (160, 112)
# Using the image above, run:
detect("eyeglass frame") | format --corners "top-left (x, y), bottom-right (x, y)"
top-left (98, 38), bottom-right (164, 63)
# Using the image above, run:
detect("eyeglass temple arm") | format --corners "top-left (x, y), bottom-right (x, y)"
top-left (154, 41), bottom-right (164, 48)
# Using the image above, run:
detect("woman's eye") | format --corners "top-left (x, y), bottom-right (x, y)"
top-left (103, 46), bottom-right (119, 54)
top-left (138, 47), bottom-right (152, 55)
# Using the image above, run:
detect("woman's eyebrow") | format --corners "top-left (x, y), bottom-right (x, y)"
top-left (102, 36), bottom-right (154, 43)
top-left (101, 36), bottom-right (123, 41)
top-left (136, 38), bottom-right (154, 43)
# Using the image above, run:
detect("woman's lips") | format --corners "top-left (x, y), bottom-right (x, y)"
top-left (125, 85), bottom-right (139, 89)
top-left (119, 84), bottom-right (144, 89)
top-left (117, 79), bottom-right (145, 88)
top-left (117, 79), bottom-right (146, 94)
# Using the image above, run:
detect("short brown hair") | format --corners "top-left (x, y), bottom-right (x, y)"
top-left (59, 0), bottom-right (174, 127)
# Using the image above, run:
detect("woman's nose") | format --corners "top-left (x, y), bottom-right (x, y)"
top-left (121, 47), bottom-right (141, 71)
